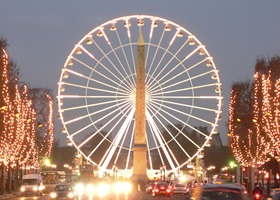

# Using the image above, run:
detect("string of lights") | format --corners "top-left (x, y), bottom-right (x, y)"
top-left (0, 48), bottom-right (39, 170)
top-left (229, 64), bottom-right (280, 167)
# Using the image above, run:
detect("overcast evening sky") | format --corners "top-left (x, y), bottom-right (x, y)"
top-left (1, 1), bottom-right (280, 146)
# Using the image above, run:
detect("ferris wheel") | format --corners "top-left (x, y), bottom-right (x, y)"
top-left (57, 15), bottom-right (222, 174)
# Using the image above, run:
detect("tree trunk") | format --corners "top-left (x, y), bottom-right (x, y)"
top-left (1, 163), bottom-right (6, 194)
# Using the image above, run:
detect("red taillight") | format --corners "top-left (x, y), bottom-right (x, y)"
top-left (255, 194), bottom-right (260, 198)
top-left (160, 186), bottom-right (165, 189)
top-left (166, 189), bottom-right (171, 193)
top-left (155, 189), bottom-right (159, 192)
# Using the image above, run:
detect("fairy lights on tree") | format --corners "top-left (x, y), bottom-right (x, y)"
top-left (228, 80), bottom-right (267, 167)
top-left (0, 48), bottom-right (12, 164)
top-left (0, 48), bottom-right (40, 170)
top-left (229, 56), bottom-right (280, 167)
top-left (19, 84), bottom-right (39, 169)
top-left (261, 72), bottom-right (280, 156)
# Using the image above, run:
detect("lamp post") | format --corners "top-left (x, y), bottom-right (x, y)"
top-left (160, 165), bottom-right (166, 182)
top-left (258, 168), bottom-right (265, 188)
top-left (160, 166), bottom-right (163, 181)
top-left (207, 166), bottom-right (215, 183)
top-left (163, 165), bottom-right (166, 182)
top-left (112, 165), bottom-right (118, 180)
top-left (14, 157), bottom-right (19, 191)
top-left (229, 161), bottom-right (237, 183)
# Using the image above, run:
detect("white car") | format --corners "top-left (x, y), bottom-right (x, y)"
top-left (172, 183), bottom-right (188, 195)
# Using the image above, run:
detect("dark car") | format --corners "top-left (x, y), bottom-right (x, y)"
top-left (151, 182), bottom-right (172, 197)
top-left (189, 183), bottom-right (249, 200)
top-left (50, 184), bottom-right (76, 199)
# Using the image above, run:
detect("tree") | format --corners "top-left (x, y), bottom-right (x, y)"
top-left (228, 55), bottom-right (280, 193)
top-left (80, 129), bottom-right (111, 167)
top-left (50, 140), bottom-right (76, 170)
top-left (228, 79), bottom-right (267, 167)
top-left (29, 88), bottom-right (54, 159)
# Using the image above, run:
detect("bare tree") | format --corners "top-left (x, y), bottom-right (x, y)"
top-left (29, 88), bottom-right (54, 159)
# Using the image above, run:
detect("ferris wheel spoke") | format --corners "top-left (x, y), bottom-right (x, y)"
top-left (146, 110), bottom-right (178, 173)
top-left (151, 98), bottom-right (219, 113)
top-left (81, 43), bottom-right (134, 92)
top-left (147, 104), bottom-right (187, 164)
top-left (165, 70), bottom-right (214, 91)
top-left (99, 106), bottom-right (135, 169)
top-left (146, 32), bottom-right (167, 84)
top-left (149, 51), bottom-right (206, 92)
top-left (60, 97), bottom-right (130, 112)
top-left (146, 119), bottom-right (167, 168)
top-left (144, 19), bottom-right (155, 74)
top-left (123, 18), bottom-right (137, 81)
top-left (147, 105), bottom-right (192, 160)
top-left (62, 98), bottom-right (131, 126)
top-left (149, 100), bottom-right (211, 136)
top-left (154, 95), bottom-right (221, 99)
top-left (112, 30), bottom-right (136, 88)
top-left (61, 81), bottom-right (130, 96)
top-left (60, 94), bottom-right (128, 99)
top-left (99, 47), bottom-right (135, 92)
top-left (86, 103), bottom-right (133, 162)
top-left (65, 66), bottom-right (129, 93)
top-left (71, 51), bottom-right (132, 93)
top-left (79, 103), bottom-right (134, 160)
top-left (152, 83), bottom-right (219, 97)
top-left (72, 100), bottom-right (132, 139)
top-left (147, 102), bottom-right (202, 148)
top-left (146, 113), bottom-right (165, 166)
top-left (146, 35), bottom-right (190, 88)
top-left (113, 114), bottom-right (134, 165)
top-left (150, 73), bottom-right (220, 95)
top-left (146, 134), bottom-right (153, 170)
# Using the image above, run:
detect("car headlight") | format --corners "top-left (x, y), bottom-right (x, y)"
top-left (20, 187), bottom-right (25, 192)
top-left (86, 184), bottom-right (95, 194)
top-left (50, 192), bottom-right (57, 198)
top-left (68, 192), bottom-right (75, 198)
top-left (39, 185), bottom-right (44, 191)
top-left (75, 183), bottom-right (84, 193)
top-left (33, 186), bottom-right (38, 191)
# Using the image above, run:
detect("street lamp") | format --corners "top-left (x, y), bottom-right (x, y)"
top-left (160, 165), bottom-right (166, 182)
top-left (162, 165), bottom-right (166, 181)
top-left (207, 166), bottom-right (215, 183)
top-left (112, 165), bottom-right (118, 180)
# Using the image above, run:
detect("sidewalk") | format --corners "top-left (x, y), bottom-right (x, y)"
top-left (0, 192), bottom-right (18, 199)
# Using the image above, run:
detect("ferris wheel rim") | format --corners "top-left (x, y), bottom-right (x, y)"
top-left (57, 15), bottom-right (223, 172)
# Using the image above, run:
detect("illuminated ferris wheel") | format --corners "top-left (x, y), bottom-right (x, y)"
top-left (57, 15), bottom-right (222, 174)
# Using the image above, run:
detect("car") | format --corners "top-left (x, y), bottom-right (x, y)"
top-left (189, 183), bottom-right (249, 200)
top-left (267, 188), bottom-right (280, 200)
top-left (172, 183), bottom-right (188, 195)
top-left (146, 181), bottom-right (157, 194)
top-left (151, 182), bottom-right (172, 197)
top-left (50, 183), bottom-right (77, 199)
top-left (20, 174), bottom-right (44, 196)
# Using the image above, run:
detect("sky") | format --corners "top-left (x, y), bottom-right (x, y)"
top-left (1, 1), bottom-right (280, 146)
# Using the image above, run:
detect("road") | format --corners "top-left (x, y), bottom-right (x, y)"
top-left (7, 192), bottom-right (189, 200)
